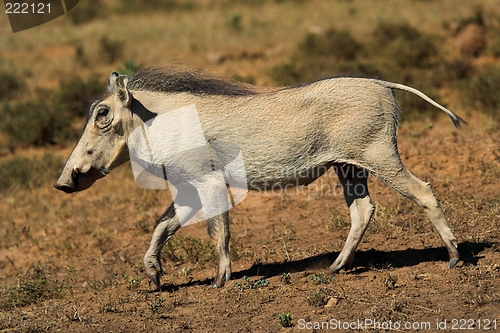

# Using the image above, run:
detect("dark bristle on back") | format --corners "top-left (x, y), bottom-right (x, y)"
top-left (127, 66), bottom-right (257, 96)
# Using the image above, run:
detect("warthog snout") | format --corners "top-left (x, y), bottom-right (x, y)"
top-left (53, 166), bottom-right (80, 193)
top-left (54, 164), bottom-right (108, 193)
top-left (54, 182), bottom-right (76, 194)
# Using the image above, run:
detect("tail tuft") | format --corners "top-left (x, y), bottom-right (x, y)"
top-left (451, 114), bottom-right (467, 128)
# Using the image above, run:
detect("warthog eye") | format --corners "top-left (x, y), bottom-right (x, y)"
top-left (97, 107), bottom-right (109, 118)
top-left (95, 106), bottom-right (112, 129)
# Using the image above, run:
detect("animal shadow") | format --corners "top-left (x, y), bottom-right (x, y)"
top-left (155, 241), bottom-right (490, 292)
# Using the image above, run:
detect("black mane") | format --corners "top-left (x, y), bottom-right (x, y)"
top-left (127, 66), bottom-right (258, 96)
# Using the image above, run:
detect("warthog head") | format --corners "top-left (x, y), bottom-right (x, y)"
top-left (54, 72), bottom-right (134, 193)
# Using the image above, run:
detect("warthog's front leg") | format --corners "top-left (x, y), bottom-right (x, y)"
top-left (330, 164), bottom-right (375, 272)
top-left (144, 183), bottom-right (202, 289)
top-left (144, 203), bottom-right (180, 288)
top-left (194, 175), bottom-right (232, 288)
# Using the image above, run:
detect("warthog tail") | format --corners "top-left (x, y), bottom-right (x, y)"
top-left (381, 81), bottom-right (467, 128)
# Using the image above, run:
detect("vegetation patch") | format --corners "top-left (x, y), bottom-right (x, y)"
top-left (463, 65), bottom-right (500, 118)
top-left (306, 287), bottom-right (338, 307)
top-left (119, 0), bottom-right (197, 13)
top-left (0, 153), bottom-right (64, 194)
top-left (0, 74), bottom-right (104, 148)
top-left (308, 271), bottom-right (334, 284)
top-left (57, 75), bottom-right (106, 117)
top-left (277, 312), bottom-right (293, 328)
top-left (148, 296), bottom-right (166, 313)
top-left (0, 264), bottom-right (63, 309)
top-left (99, 37), bottom-right (124, 65)
top-left (0, 67), bottom-right (24, 100)
top-left (67, 0), bottom-right (104, 25)
top-left (269, 20), bottom-right (463, 123)
top-left (163, 235), bottom-right (215, 264)
top-left (235, 275), bottom-right (270, 291)
top-left (0, 101), bottom-right (77, 147)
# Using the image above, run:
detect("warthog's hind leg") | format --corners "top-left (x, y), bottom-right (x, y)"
top-left (330, 164), bottom-right (375, 272)
top-left (373, 163), bottom-right (460, 268)
top-left (207, 211), bottom-right (231, 288)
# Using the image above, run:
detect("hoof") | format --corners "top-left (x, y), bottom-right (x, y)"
top-left (145, 266), bottom-right (161, 289)
top-left (448, 257), bottom-right (460, 269)
top-left (211, 278), bottom-right (226, 288)
top-left (448, 247), bottom-right (460, 269)
top-left (329, 254), bottom-right (354, 273)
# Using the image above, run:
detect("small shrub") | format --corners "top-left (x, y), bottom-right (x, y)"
top-left (270, 63), bottom-right (306, 86)
top-left (281, 272), bottom-right (291, 284)
top-left (486, 38), bottom-right (500, 57)
top-left (299, 29), bottom-right (362, 61)
top-left (99, 36), bottom-right (124, 65)
top-left (126, 276), bottom-right (143, 290)
top-left (118, 59), bottom-right (143, 77)
top-left (148, 296), bottom-right (166, 313)
top-left (228, 13), bottom-right (242, 31)
top-left (385, 36), bottom-right (438, 69)
top-left (382, 274), bottom-right (398, 290)
top-left (372, 21), bottom-right (422, 48)
top-left (270, 28), bottom-right (365, 86)
top-left (57, 75), bottom-right (106, 117)
top-left (0, 101), bottom-right (78, 147)
top-left (453, 6), bottom-right (485, 32)
top-left (235, 276), bottom-right (270, 291)
top-left (67, 0), bottom-right (104, 25)
top-left (371, 21), bottom-right (439, 69)
top-left (74, 44), bottom-right (89, 67)
top-left (99, 296), bottom-right (123, 313)
top-left (0, 153), bottom-right (64, 194)
top-left (308, 271), bottom-right (334, 284)
top-left (278, 312), bottom-right (293, 328)
top-left (436, 58), bottom-right (475, 83)
top-left (306, 287), bottom-right (335, 307)
top-left (464, 66), bottom-right (500, 117)
top-left (0, 68), bottom-right (24, 100)
top-left (0, 264), bottom-right (63, 309)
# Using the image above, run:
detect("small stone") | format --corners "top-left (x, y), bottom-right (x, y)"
top-left (324, 297), bottom-right (338, 308)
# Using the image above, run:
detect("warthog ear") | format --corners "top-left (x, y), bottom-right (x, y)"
top-left (109, 71), bottom-right (131, 106)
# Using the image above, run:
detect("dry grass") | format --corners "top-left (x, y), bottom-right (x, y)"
top-left (1, 0), bottom-right (499, 90)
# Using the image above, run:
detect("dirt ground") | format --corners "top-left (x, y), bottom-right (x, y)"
top-left (1, 113), bottom-right (499, 332)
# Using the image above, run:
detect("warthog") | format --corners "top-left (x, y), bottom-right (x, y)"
top-left (55, 66), bottom-right (464, 288)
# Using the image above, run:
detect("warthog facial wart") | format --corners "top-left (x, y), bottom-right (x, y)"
top-left (55, 66), bottom-right (464, 289)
